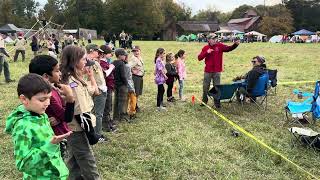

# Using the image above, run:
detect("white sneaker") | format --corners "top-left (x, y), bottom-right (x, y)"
top-left (180, 97), bottom-right (187, 102)
top-left (157, 106), bottom-right (167, 111)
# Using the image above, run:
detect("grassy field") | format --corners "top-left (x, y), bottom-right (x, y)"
top-left (1, 41), bottom-right (320, 179)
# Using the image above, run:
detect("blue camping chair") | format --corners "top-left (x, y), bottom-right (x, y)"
top-left (208, 83), bottom-right (239, 103)
top-left (285, 81), bottom-right (320, 126)
top-left (237, 73), bottom-right (269, 109)
top-left (267, 69), bottom-right (278, 95)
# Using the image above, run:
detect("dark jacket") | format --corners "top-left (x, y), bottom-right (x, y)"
top-left (165, 63), bottom-right (178, 84)
top-left (100, 59), bottom-right (115, 91)
top-left (245, 64), bottom-right (267, 92)
top-left (113, 59), bottom-right (127, 87)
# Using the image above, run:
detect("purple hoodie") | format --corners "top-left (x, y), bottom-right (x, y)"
top-left (154, 57), bottom-right (166, 85)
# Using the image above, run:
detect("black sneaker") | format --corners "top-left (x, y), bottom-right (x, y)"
top-left (98, 134), bottom-right (107, 143)
top-left (130, 114), bottom-right (136, 120)
top-left (5, 79), bottom-right (15, 83)
top-left (214, 100), bottom-right (221, 109)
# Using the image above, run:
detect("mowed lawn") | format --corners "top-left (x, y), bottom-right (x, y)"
top-left (1, 41), bottom-right (320, 179)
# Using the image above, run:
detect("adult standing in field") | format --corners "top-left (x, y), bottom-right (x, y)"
top-left (119, 30), bottom-right (126, 48)
top-left (0, 33), bottom-right (15, 83)
top-left (88, 33), bottom-right (92, 44)
top-left (13, 32), bottom-right (26, 62)
top-left (129, 46), bottom-right (144, 112)
top-left (198, 34), bottom-right (240, 108)
top-left (30, 36), bottom-right (39, 57)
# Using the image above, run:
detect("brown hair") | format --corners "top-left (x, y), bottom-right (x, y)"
top-left (166, 53), bottom-right (174, 63)
top-left (176, 49), bottom-right (185, 58)
top-left (60, 45), bottom-right (86, 85)
top-left (154, 48), bottom-right (165, 63)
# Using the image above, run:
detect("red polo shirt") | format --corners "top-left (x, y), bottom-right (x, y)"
top-left (198, 42), bottom-right (238, 73)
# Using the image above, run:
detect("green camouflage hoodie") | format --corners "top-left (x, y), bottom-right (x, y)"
top-left (5, 105), bottom-right (69, 180)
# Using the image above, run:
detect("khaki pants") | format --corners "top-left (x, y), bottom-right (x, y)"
top-left (127, 92), bottom-right (137, 115)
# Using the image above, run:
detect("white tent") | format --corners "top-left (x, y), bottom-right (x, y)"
top-left (215, 29), bottom-right (231, 34)
top-left (269, 35), bottom-right (283, 43)
top-left (245, 31), bottom-right (267, 37)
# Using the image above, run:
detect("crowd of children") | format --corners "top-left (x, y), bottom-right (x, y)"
top-left (154, 48), bottom-right (187, 111)
top-left (4, 41), bottom-right (188, 178)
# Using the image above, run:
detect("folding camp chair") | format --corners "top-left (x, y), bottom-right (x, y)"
top-left (289, 127), bottom-right (320, 151)
top-left (237, 73), bottom-right (269, 110)
top-left (285, 81), bottom-right (320, 126)
top-left (267, 69), bottom-right (278, 95)
top-left (208, 83), bottom-right (240, 104)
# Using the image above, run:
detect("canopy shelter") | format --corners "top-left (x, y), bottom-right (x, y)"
top-left (215, 29), bottom-right (231, 34)
top-left (0, 24), bottom-right (22, 33)
top-left (292, 29), bottom-right (316, 36)
top-left (232, 30), bottom-right (244, 34)
top-left (245, 31), bottom-right (266, 37)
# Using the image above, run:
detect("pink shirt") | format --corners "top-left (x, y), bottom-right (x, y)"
top-left (176, 58), bottom-right (186, 80)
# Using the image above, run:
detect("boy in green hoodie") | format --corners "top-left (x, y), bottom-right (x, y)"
top-left (5, 73), bottom-right (72, 179)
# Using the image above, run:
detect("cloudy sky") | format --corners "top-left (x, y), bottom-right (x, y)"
top-left (36, 0), bottom-right (282, 13)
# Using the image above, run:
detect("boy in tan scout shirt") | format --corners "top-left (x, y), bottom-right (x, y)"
top-left (86, 44), bottom-right (108, 139)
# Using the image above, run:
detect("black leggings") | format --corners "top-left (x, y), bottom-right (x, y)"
top-left (157, 84), bottom-right (165, 107)
top-left (166, 82), bottom-right (173, 98)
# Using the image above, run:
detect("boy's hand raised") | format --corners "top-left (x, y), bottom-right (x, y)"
top-left (51, 131), bottom-right (72, 144)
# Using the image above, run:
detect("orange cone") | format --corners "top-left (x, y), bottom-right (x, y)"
top-left (191, 95), bottom-right (195, 105)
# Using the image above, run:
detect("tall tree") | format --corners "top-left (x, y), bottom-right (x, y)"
top-left (9, 0), bottom-right (39, 27)
top-left (259, 4), bottom-right (294, 36)
top-left (285, 0), bottom-right (320, 31)
top-left (230, 4), bottom-right (255, 19)
top-left (0, 0), bottom-right (14, 24)
top-left (104, 0), bottom-right (164, 37)
top-left (192, 6), bottom-right (231, 23)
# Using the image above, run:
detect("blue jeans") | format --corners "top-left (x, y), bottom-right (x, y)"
top-left (93, 91), bottom-right (107, 135)
top-left (179, 80), bottom-right (184, 99)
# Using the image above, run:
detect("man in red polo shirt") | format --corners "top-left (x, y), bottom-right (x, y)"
top-left (198, 34), bottom-right (240, 107)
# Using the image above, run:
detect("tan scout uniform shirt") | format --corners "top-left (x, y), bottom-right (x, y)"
top-left (68, 76), bottom-right (96, 132)
top-left (15, 38), bottom-right (26, 51)
top-left (92, 61), bottom-right (107, 93)
top-left (129, 55), bottom-right (144, 76)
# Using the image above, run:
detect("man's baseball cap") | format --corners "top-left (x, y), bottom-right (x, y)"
top-left (253, 55), bottom-right (266, 64)
top-left (85, 44), bottom-right (103, 53)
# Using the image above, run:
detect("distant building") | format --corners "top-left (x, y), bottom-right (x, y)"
top-left (227, 9), bottom-right (261, 32)
top-left (177, 21), bottom-right (220, 34)
top-left (160, 20), bottom-right (220, 41)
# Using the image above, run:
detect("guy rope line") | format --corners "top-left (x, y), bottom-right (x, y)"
top-left (193, 96), bottom-right (319, 179)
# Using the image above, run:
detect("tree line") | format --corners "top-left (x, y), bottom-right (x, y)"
top-left (0, 0), bottom-right (319, 38)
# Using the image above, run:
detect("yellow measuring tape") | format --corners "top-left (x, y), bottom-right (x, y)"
top-left (278, 81), bottom-right (315, 85)
top-left (187, 80), bottom-right (316, 89)
top-left (194, 96), bottom-right (319, 179)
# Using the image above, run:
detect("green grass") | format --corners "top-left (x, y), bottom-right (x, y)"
top-left (1, 41), bottom-right (320, 179)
